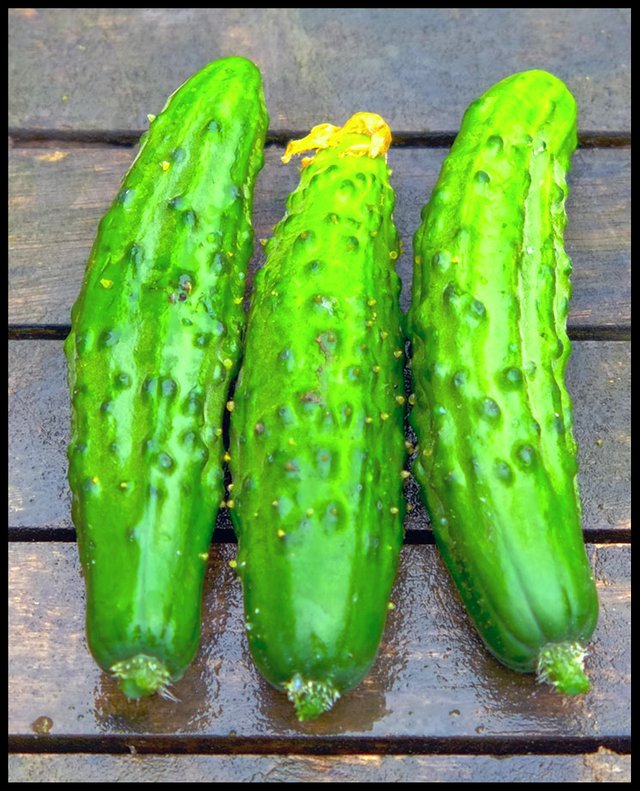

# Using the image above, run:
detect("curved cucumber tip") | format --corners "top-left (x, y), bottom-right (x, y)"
top-left (283, 673), bottom-right (341, 721)
top-left (110, 654), bottom-right (179, 701)
top-left (536, 641), bottom-right (590, 695)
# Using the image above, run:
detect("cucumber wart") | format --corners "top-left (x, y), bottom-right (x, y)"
top-left (408, 70), bottom-right (599, 694)
top-left (64, 57), bottom-right (268, 699)
top-left (229, 113), bottom-right (407, 720)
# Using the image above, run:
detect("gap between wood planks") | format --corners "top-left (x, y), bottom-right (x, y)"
top-left (6, 324), bottom-right (632, 342)
top-left (8, 128), bottom-right (632, 149)
top-left (7, 526), bottom-right (631, 545)
top-left (7, 733), bottom-right (632, 757)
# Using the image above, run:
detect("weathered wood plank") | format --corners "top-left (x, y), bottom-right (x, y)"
top-left (8, 8), bottom-right (631, 134)
top-left (8, 340), bottom-right (631, 538)
top-left (8, 542), bottom-right (630, 744)
top-left (8, 145), bottom-right (631, 329)
top-left (7, 749), bottom-right (632, 783)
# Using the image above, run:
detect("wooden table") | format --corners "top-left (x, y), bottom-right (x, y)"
top-left (9, 8), bottom-right (630, 783)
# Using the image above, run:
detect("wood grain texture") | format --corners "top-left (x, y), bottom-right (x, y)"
top-left (8, 145), bottom-right (631, 329)
top-left (8, 8), bottom-right (631, 134)
top-left (8, 542), bottom-right (630, 745)
top-left (7, 749), bottom-right (632, 783)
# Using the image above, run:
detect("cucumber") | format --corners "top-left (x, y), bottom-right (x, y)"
top-left (64, 57), bottom-right (268, 699)
top-left (408, 70), bottom-right (599, 694)
top-left (228, 113), bottom-right (407, 720)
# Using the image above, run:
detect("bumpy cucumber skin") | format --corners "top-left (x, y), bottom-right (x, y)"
top-left (64, 57), bottom-right (268, 696)
top-left (408, 71), bottom-right (598, 687)
top-left (229, 132), bottom-right (406, 716)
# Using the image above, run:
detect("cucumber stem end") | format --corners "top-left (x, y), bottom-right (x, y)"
top-left (283, 673), bottom-right (340, 721)
top-left (536, 641), bottom-right (590, 695)
top-left (110, 654), bottom-right (178, 701)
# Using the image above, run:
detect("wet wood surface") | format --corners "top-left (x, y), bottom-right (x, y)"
top-left (8, 542), bottom-right (631, 745)
top-left (7, 750), bottom-right (631, 784)
top-left (8, 7), bottom-right (630, 783)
